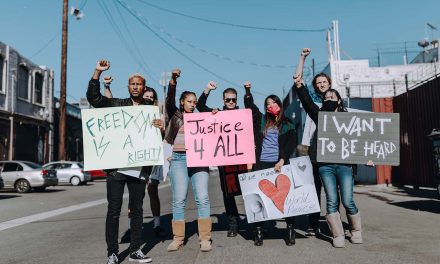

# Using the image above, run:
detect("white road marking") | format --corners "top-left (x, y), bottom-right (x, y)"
top-left (0, 183), bottom-right (170, 232)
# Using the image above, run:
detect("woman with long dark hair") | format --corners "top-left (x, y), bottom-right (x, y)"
top-left (165, 69), bottom-right (212, 252)
top-left (293, 48), bottom-right (364, 248)
top-left (243, 81), bottom-right (297, 246)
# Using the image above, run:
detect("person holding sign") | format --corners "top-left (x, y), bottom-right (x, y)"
top-left (105, 83), bottom-right (167, 238)
top-left (196, 81), bottom-right (247, 238)
top-left (293, 49), bottom-right (364, 248)
top-left (87, 60), bottom-right (162, 264)
top-left (164, 69), bottom-right (212, 252)
top-left (244, 81), bottom-right (298, 246)
top-left (295, 49), bottom-right (332, 237)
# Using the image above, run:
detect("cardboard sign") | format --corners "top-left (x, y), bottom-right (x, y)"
top-left (184, 109), bottom-right (255, 167)
top-left (317, 112), bottom-right (400, 165)
top-left (81, 105), bottom-right (164, 171)
top-left (238, 156), bottom-right (320, 223)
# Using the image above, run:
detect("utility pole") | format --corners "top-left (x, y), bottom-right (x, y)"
top-left (160, 71), bottom-right (171, 115)
top-left (59, 0), bottom-right (68, 160)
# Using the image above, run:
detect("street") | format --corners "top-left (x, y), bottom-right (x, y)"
top-left (0, 170), bottom-right (439, 264)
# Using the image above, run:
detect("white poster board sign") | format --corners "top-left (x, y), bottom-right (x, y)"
top-left (238, 156), bottom-right (320, 223)
top-left (81, 105), bottom-right (164, 171)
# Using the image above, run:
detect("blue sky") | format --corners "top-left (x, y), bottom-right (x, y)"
top-left (1, 0), bottom-right (439, 108)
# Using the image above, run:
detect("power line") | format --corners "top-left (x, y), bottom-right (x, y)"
top-left (116, 0), bottom-right (270, 96)
top-left (111, 0), bottom-right (158, 81)
top-left (97, 0), bottom-right (159, 84)
top-left (134, 0), bottom-right (327, 32)
top-left (129, 13), bottom-right (301, 69)
top-left (30, 31), bottom-right (61, 59)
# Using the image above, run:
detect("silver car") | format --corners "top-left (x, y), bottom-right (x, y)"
top-left (0, 161), bottom-right (58, 193)
top-left (43, 161), bottom-right (91, 186)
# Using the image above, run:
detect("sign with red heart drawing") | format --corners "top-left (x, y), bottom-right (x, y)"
top-left (238, 156), bottom-right (320, 223)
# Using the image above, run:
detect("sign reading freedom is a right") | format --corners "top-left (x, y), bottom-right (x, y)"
top-left (317, 112), bottom-right (400, 165)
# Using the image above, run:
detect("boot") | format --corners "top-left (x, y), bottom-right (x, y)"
top-left (347, 212), bottom-right (363, 244)
top-left (167, 220), bottom-right (185, 252)
top-left (198, 218), bottom-right (212, 252)
top-left (326, 212), bottom-right (345, 248)
top-left (253, 226), bottom-right (263, 246)
top-left (227, 216), bottom-right (238, 237)
top-left (286, 224), bottom-right (296, 246)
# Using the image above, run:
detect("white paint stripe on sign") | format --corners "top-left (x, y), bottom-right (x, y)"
top-left (0, 183), bottom-right (170, 232)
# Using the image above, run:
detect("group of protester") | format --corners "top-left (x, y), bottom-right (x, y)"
top-left (86, 48), bottom-right (366, 264)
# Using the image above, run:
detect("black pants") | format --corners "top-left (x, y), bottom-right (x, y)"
top-left (218, 169), bottom-right (239, 218)
top-left (253, 161), bottom-right (295, 228)
top-left (308, 162), bottom-right (322, 228)
top-left (106, 172), bottom-right (146, 256)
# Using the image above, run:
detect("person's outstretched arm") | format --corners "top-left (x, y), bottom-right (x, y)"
top-left (196, 81), bottom-right (218, 113)
top-left (86, 60), bottom-right (112, 108)
top-left (166, 68), bottom-right (180, 118)
top-left (103, 75), bottom-right (114, 98)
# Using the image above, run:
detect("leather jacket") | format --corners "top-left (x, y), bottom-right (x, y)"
top-left (164, 82), bottom-right (184, 145)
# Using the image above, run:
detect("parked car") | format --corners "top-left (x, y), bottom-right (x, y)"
top-left (0, 161), bottom-right (58, 193)
top-left (0, 174), bottom-right (4, 189)
top-left (87, 169), bottom-right (107, 181)
top-left (43, 161), bottom-right (91, 186)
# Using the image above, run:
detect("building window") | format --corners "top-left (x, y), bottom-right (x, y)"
top-left (0, 56), bottom-right (4, 92)
top-left (17, 65), bottom-right (29, 100)
top-left (34, 72), bottom-right (43, 104)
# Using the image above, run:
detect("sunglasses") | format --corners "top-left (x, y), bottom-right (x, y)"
top-left (224, 98), bottom-right (237, 103)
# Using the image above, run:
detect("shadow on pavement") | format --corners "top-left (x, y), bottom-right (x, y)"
top-left (0, 194), bottom-right (21, 200)
top-left (392, 186), bottom-right (439, 200)
top-left (389, 200), bottom-right (440, 214)
top-left (118, 214), bottom-right (173, 262)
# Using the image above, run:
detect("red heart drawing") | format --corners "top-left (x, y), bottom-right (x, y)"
top-left (258, 174), bottom-right (291, 213)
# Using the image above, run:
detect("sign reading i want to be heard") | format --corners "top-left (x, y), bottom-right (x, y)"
top-left (317, 112), bottom-right (400, 165)
top-left (81, 105), bottom-right (164, 171)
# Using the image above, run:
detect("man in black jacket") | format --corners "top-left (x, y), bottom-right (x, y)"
top-left (87, 60), bottom-right (160, 264)
top-left (196, 81), bottom-right (247, 237)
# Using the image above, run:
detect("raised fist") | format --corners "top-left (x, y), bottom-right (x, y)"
top-left (96, 60), bottom-right (110, 71)
top-left (301, 48), bottom-right (311, 57)
top-left (206, 81), bottom-right (217, 90)
top-left (243, 81), bottom-right (252, 89)
top-left (103, 76), bottom-right (113, 85)
top-left (171, 69), bottom-right (181, 80)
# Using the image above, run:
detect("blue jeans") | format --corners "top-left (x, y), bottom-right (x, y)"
top-left (169, 152), bottom-right (210, 220)
top-left (319, 164), bottom-right (358, 215)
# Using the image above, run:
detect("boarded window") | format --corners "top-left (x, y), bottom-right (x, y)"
top-left (34, 72), bottom-right (43, 104)
top-left (0, 56), bottom-right (4, 92)
top-left (17, 65), bottom-right (29, 99)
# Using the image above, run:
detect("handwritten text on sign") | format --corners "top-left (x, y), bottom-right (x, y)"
top-left (238, 156), bottom-right (320, 223)
top-left (317, 112), bottom-right (400, 165)
top-left (81, 105), bottom-right (164, 171)
top-left (184, 109), bottom-right (255, 167)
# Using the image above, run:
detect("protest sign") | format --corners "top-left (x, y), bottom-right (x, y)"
top-left (184, 109), bottom-right (255, 167)
top-left (238, 156), bottom-right (320, 223)
top-left (81, 105), bottom-right (164, 171)
top-left (317, 112), bottom-right (399, 165)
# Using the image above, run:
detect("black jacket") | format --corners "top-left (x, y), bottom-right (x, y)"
top-left (164, 82), bottom-right (185, 145)
top-left (244, 92), bottom-right (297, 164)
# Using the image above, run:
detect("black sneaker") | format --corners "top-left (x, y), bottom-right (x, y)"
top-left (154, 226), bottom-right (167, 237)
top-left (129, 249), bottom-right (152, 263)
top-left (305, 226), bottom-right (321, 237)
top-left (106, 253), bottom-right (119, 264)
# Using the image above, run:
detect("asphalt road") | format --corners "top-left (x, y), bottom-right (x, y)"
top-left (0, 171), bottom-right (439, 264)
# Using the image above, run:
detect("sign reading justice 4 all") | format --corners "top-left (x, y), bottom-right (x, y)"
top-left (81, 105), bottom-right (164, 171)
top-left (184, 109), bottom-right (255, 167)
top-left (317, 112), bottom-right (400, 165)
